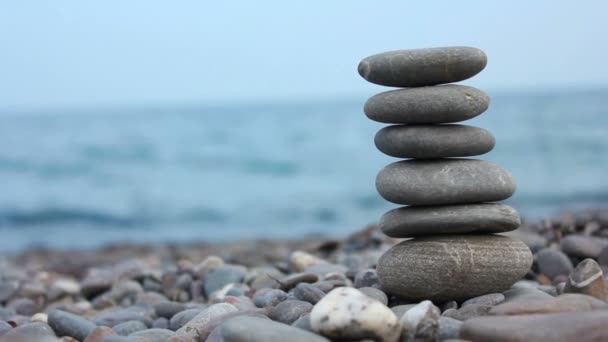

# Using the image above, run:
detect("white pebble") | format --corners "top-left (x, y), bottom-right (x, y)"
top-left (310, 287), bottom-right (400, 342)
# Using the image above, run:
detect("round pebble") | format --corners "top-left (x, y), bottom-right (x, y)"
top-left (535, 248), bottom-right (574, 279)
top-left (358, 46), bottom-right (487, 87)
top-left (376, 159), bottom-right (516, 205)
top-left (269, 300), bottom-right (313, 324)
top-left (252, 289), bottom-right (287, 308)
top-left (375, 124), bottom-right (495, 159)
top-left (354, 269), bottom-right (379, 289)
top-left (380, 203), bottom-right (521, 237)
top-left (377, 235), bottom-right (532, 302)
top-left (48, 309), bottom-right (96, 342)
top-left (292, 283), bottom-right (325, 304)
top-left (359, 286), bottom-right (388, 305)
top-left (364, 85), bottom-right (489, 124)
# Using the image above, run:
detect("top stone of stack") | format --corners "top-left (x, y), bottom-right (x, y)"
top-left (358, 46), bottom-right (487, 87)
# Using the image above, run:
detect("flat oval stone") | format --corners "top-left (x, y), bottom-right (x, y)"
top-left (364, 85), bottom-right (489, 124)
top-left (377, 235), bottom-right (532, 302)
top-left (380, 203), bottom-right (521, 237)
top-left (358, 46), bottom-right (487, 87)
top-left (376, 159), bottom-right (516, 205)
top-left (375, 124), bottom-right (495, 158)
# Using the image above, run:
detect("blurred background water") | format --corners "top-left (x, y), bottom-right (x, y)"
top-left (1, 88), bottom-right (607, 250)
top-left (1, 1), bottom-right (607, 251)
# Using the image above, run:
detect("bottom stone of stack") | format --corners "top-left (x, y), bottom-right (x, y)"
top-left (377, 235), bottom-right (532, 303)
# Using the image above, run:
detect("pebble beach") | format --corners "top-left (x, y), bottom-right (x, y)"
top-left (0, 208), bottom-right (607, 341)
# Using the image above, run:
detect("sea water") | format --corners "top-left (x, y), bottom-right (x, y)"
top-left (0, 89), bottom-right (607, 250)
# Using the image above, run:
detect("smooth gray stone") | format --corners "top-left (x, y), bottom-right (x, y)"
top-left (462, 293), bottom-right (505, 307)
top-left (376, 159), bottom-right (516, 205)
top-left (252, 289), bottom-right (287, 308)
top-left (152, 317), bottom-right (169, 330)
top-left (2, 322), bottom-right (55, 342)
top-left (461, 311), bottom-right (608, 342)
top-left (269, 300), bottom-right (313, 324)
top-left (292, 313), bottom-right (313, 332)
top-left (391, 304), bottom-right (417, 318)
top-left (0, 320), bottom-right (11, 336)
top-left (438, 316), bottom-right (462, 340)
top-left (92, 307), bottom-right (150, 327)
top-left (48, 309), bottom-right (96, 341)
top-left (129, 328), bottom-right (174, 341)
top-left (358, 46), bottom-right (487, 87)
top-left (364, 85), bottom-right (489, 124)
top-left (380, 203), bottom-right (521, 237)
top-left (221, 315), bottom-right (329, 342)
top-left (169, 308), bottom-right (204, 331)
top-left (359, 287), bottom-right (388, 305)
top-left (377, 235), bottom-right (532, 302)
top-left (112, 320), bottom-right (147, 336)
top-left (353, 269), bottom-right (379, 288)
top-left (0, 307), bottom-right (16, 322)
top-left (560, 235), bottom-right (608, 259)
top-left (535, 248), bottom-right (574, 279)
top-left (154, 301), bottom-right (186, 319)
top-left (292, 283), bottom-right (325, 304)
top-left (375, 124), bottom-right (495, 158)
top-left (204, 265), bottom-right (247, 295)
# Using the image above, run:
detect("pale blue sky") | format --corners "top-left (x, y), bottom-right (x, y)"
top-left (0, 1), bottom-right (606, 111)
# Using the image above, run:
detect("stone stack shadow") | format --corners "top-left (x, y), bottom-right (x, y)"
top-left (358, 47), bottom-right (533, 303)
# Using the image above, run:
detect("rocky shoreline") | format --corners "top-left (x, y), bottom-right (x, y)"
top-left (1, 208), bottom-right (608, 341)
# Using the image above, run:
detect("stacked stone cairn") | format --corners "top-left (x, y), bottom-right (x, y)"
top-left (358, 47), bottom-right (533, 303)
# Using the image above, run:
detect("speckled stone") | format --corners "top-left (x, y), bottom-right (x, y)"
top-left (377, 235), bottom-right (532, 302)
top-left (380, 203), bottom-right (520, 237)
top-left (310, 287), bottom-right (400, 342)
top-left (364, 85), bottom-right (489, 124)
top-left (376, 159), bottom-right (516, 205)
top-left (358, 47), bottom-right (487, 87)
top-left (375, 124), bottom-right (495, 159)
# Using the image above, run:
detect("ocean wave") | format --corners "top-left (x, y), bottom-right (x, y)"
top-left (0, 207), bottom-right (229, 227)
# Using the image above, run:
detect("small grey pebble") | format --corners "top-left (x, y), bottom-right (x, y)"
top-left (0, 320), bottom-right (11, 336)
top-left (129, 328), bottom-right (174, 341)
top-left (391, 304), bottom-right (417, 318)
top-left (274, 273), bottom-right (319, 291)
top-left (359, 287), bottom-right (388, 305)
top-left (443, 304), bottom-right (492, 321)
top-left (204, 265), bottom-right (247, 295)
top-left (0, 307), bottom-right (16, 322)
top-left (269, 300), bottom-right (313, 324)
top-left (7, 298), bottom-right (37, 316)
top-left (152, 317), bottom-right (169, 329)
top-left (293, 283), bottom-right (325, 304)
top-left (291, 313), bottom-right (313, 332)
top-left (48, 309), bottom-right (96, 341)
top-left (169, 308), bottom-right (204, 331)
top-left (3, 322), bottom-right (55, 341)
top-left (112, 320), bottom-right (147, 336)
top-left (462, 293), bottom-right (505, 307)
top-left (154, 301), bottom-right (186, 319)
top-left (440, 301), bottom-right (458, 312)
top-left (354, 269), bottom-right (380, 288)
top-left (439, 316), bottom-right (463, 340)
top-left (253, 289), bottom-right (287, 308)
